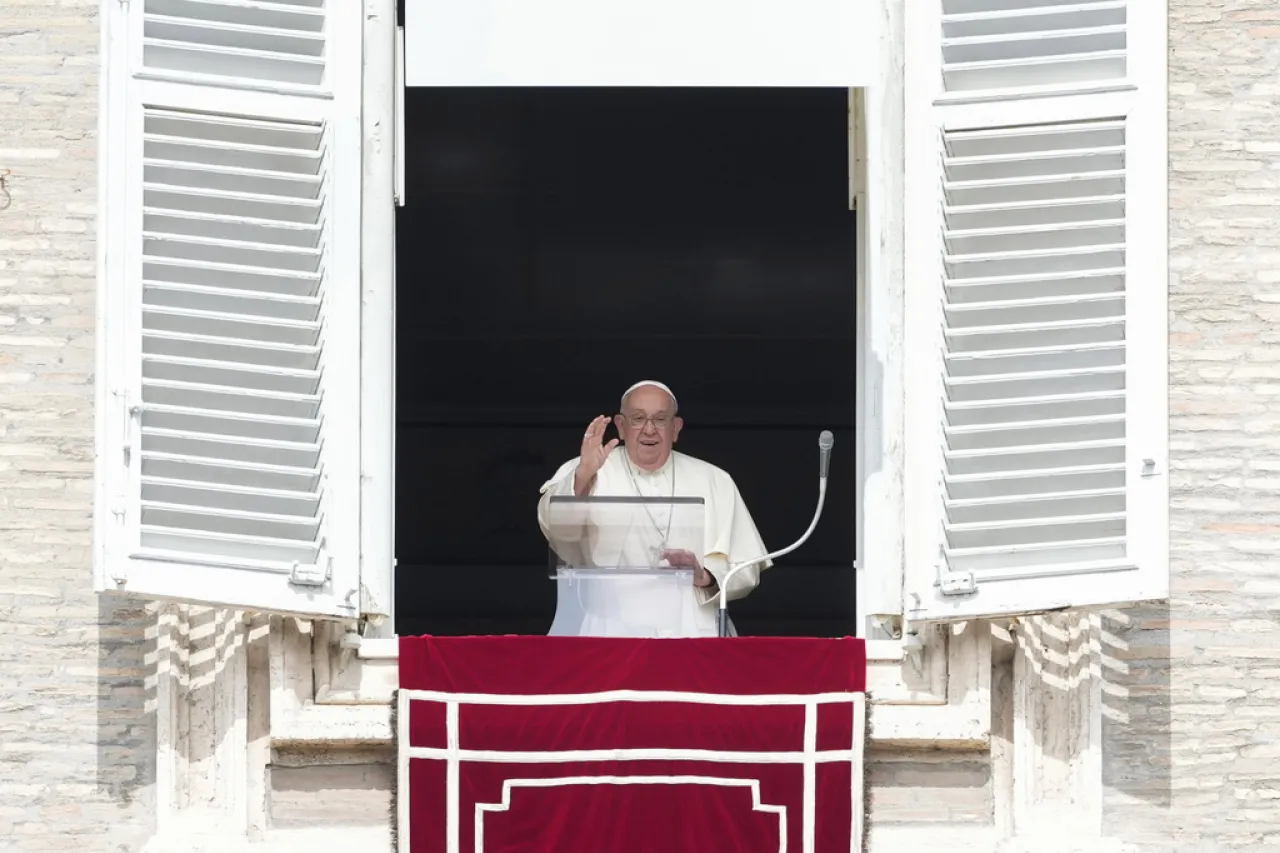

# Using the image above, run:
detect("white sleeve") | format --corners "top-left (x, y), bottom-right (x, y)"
top-left (537, 457), bottom-right (587, 542)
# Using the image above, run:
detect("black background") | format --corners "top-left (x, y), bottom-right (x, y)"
top-left (393, 86), bottom-right (857, 636)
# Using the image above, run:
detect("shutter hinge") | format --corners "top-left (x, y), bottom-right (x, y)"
top-left (936, 563), bottom-right (977, 597)
top-left (289, 544), bottom-right (332, 588)
top-left (110, 389), bottom-right (139, 525)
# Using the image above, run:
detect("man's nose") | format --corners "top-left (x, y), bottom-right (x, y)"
top-left (641, 420), bottom-right (659, 435)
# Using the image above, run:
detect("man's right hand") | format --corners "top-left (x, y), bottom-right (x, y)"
top-left (575, 415), bottom-right (619, 496)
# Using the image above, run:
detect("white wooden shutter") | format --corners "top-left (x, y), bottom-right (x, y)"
top-left (903, 0), bottom-right (1168, 622)
top-left (95, 0), bottom-right (364, 618)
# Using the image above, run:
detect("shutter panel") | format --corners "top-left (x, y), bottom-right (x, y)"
top-left (903, 0), bottom-right (1167, 622)
top-left (95, 0), bottom-right (363, 617)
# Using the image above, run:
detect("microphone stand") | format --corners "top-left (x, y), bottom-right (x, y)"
top-left (712, 432), bottom-right (833, 638)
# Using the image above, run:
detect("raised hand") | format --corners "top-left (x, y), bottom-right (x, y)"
top-left (574, 415), bottom-right (619, 495)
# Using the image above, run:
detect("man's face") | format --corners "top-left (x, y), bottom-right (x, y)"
top-left (614, 386), bottom-right (683, 471)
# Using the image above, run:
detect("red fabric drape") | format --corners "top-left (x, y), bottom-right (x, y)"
top-left (399, 636), bottom-right (866, 853)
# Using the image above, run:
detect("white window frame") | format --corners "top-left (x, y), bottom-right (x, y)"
top-left (309, 0), bottom-right (999, 748)
top-left (359, 0), bottom-right (399, 630)
top-left (853, 0), bottom-right (908, 644)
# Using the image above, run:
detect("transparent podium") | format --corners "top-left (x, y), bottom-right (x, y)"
top-left (544, 496), bottom-right (716, 638)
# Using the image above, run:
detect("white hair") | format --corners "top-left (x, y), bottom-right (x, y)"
top-left (620, 380), bottom-right (678, 413)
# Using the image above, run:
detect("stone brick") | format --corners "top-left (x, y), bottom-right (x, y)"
top-left (0, 4), bottom-right (153, 852)
top-left (2, 1), bottom-right (1277, 852)
top-left (1100, 6), bottom-right (1280, 849)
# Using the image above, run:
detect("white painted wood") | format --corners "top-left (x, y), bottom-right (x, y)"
top-left (360, 0), bottom-right (397, 625)
top-left (404, 0), bottom-right (878, 87)
top-left (137, 0), bottom-right (329, 93)
top-left (394, 25), bottom-right (406, 207)
top-left (857, 0), bottom-right (908, 628)
top-left (96, 0), bottom-right (366, 618)
top-left (903, 0), bottom-right (1169, 623)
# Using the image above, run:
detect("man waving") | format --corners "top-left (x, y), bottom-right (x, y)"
top-left (537, 380), bottom-right (770, 637)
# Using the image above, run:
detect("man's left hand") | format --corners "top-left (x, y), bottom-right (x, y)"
top-left (661, 549), bottom-right (715, 589)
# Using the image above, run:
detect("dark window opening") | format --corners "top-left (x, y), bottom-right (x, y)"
top-left (394, 87), bottom-right (857, 636)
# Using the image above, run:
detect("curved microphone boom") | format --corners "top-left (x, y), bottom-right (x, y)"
top-left (714, 430), bottom-right (835, 638)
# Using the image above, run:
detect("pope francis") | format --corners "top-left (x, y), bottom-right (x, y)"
top-left (537, 380), bottom-right (770, 637)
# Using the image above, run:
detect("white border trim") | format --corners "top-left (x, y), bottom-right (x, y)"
top-left (407, 746), bottom-right (859, 764)
top-left (398, 689), bottom-right (865, 853)
top-left (474, 776), bottom-right (788, 853)
top-left (400, 688), bottom-right (861, 706)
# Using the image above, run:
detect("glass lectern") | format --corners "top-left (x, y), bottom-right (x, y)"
top-left (544, 496), bottom-right (714, 638)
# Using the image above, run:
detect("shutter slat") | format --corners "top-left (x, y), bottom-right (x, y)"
top-left (946, 461), bottom-right (1124, 488)
top-left (142, 427), bottom-right (321, 469)
top-left (141, 502), bottom-right (321, 540)
top-left (148, 0), bottom-right (325, 32)
top-left (140, 530), bottom-right (321, 565)
top-left (144, 210), bottom-right (321, 247)
top-left (946, 547), bottom-right (1128, 574)
top-left (144, 260), bottom-right (321, 297)
top-left (143, 44), bottom-right (325, 88)
top-left (143, 477), bottom-right (320, 514)
top-left (141, 403), bottom-right (321, 445)
top-left (144, 282), bottom-right (321, 322)
top-left (146, 16), bottom-right (325, 58)
top-left (942, 343), bottom-right (1121, 371)
top-left (144, 305), bottom-right (321, 343)
top-left (942, 1), bottom-right (1126, 29)
top-left (948, 485), bottom-right (1123, 510)
top-left (142, 451), bottom-right (320, 492)
top-left (144, 331), bottom-right (321, 370)
top-left (143, 354), bottom-right (321, 394)
top-left (136, 105), bottom-right (335, 570)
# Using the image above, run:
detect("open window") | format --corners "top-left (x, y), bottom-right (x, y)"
top-left (902, 0), bottom-right (1169, 623)
top-left (94, 0), bottom-right (367, 618)
top-left (392, 86), bottom-right (862, 637)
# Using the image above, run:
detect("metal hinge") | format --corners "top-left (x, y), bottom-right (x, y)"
top-left (289, 543), bottom-right (332, 587)
top-left (936, 563), bottom-right (977, 597)
top-left (110, 389), bottom-right (140, 525)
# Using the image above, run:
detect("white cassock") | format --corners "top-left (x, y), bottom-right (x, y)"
top-left (537, 446), bottom-right (770, 638)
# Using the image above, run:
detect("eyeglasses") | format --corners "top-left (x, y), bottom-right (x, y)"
top-left (624, 413), bottom-right (673, 430)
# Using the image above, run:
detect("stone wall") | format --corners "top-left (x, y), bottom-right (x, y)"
top-left (2, 0), bottom-right (1278, 851)
top-left (1112, 1), bottom-right (1280, 849)
top-left (0, 2), bottom-right (156, 851)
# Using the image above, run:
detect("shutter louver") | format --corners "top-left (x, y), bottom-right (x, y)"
top-left (940, 0), bottom-right (1126, 95)
top-left (941, 120), bottom-right (1127, 574)
top-left (139, 110), bottom-right (328, 566)
top-left (904, 0), bottom-right (1167, 621)
top-left (143, 0), bottom-right (327, 87)
top-left (97, 0), bottom-right (362, 616)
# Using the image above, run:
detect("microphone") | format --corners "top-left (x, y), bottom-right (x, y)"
top-left (714, 430), bottom-right (835, 637)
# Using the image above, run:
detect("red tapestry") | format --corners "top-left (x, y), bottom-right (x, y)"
top-left (397, 636), bottom-right (867, 853)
